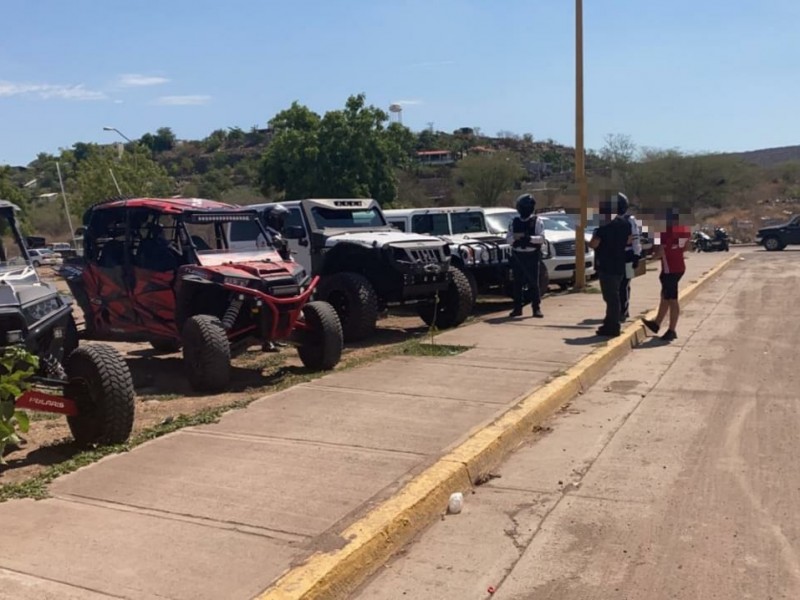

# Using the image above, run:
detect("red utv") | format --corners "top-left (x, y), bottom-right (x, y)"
top-left (62, 197), bottom-right (343, 392)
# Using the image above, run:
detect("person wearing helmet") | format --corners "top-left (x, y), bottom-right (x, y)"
top-left (589, 197), bottom-right (632, 337)
top-left (506, 193), bottom-right (545, 318)
top-left (616, 193), bottom-right (642, 321)
top-left (262, 204), bottom-right (291, 261)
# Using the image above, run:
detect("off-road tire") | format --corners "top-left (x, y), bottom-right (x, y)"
top-left (297, 301), bottom-right (343, 371)
top-left (454, 265), bottom-right (479, 303)
top-left (150, 338), bottom-right (181, 354)
top-left (417, 267), bottom-right (474, 329)
top-left (181, 315), bottom-right (231, 392)
top-left (316, 272), bottom-right (378, 342)
top-left (66, 344), bottom-right (135, 447)
top-left (764, 236), bottom-right (784, 252)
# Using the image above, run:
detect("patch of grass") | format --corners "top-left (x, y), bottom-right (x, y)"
top-left (28, 412), bottom-right (61, 422)
top-left (400, 341), bottom-right (469, 357)
top-left (137, 393), bottom-right (183, 403)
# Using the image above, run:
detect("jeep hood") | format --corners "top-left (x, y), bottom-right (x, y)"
top-left (0, 264), bottom-right (38, 286)
top-left (758, 223), bottom-right (790, 233)
top-left (448, 233), bottom-right (506, 244)
top-left (325, 231), bottom-right (446, 248)
top-left (0, 281), bottom-right (57, 308)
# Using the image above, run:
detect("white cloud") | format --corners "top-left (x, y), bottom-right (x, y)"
top-left (154, 95), bottom-right (211, 106)
top-left (393, 99), bottom-right (423, 106)
top-left (118, 73), bottom-right (169, 87)
top-left (0, 80), bottom-right (106, 101)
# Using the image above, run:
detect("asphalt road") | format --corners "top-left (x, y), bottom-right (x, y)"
top-left (355, 249), bottom-right (800, 600)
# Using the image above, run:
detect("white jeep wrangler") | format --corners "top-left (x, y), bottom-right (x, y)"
top-left (229, 199), bottom-right (474, 341)
top-left (383, 206), bottom-right (550, 299)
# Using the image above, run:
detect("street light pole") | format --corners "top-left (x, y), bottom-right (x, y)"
top-left (574, 0), bottom-right (588, 290)
top-left (102, 126), bottom-right (138, 185)
top-left (102, 126), bottom-right (133, 144)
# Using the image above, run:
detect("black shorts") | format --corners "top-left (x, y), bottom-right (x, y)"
top-left (659, 272), bottom-right (684, 300)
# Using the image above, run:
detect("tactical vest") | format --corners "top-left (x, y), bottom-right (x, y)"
top-left (511, 216), bottom-right (540, 251)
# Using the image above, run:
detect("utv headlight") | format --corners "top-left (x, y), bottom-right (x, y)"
top-left (6, 330), bottom-right (23, 344)
top-left (223, 276), bottom-right (253, 288)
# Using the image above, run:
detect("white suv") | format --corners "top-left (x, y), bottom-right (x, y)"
top-left (483, 208), bottom-right (595, 289)
top-left (28, 248), bottom-right (62, 268)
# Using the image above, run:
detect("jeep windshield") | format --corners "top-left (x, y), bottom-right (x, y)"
top-left (451, 211), bottom-right (488, 235)
top-left (311, 207), bottom-right (386, 229)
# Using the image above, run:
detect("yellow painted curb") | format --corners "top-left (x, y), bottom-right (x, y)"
top-left (256, 253), bottom-right (739, 600)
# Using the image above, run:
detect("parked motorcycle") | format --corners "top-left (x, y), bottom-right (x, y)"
top-left (694, 228), bottom-right (729, 252)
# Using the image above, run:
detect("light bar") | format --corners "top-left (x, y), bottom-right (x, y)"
top-left (188, 213), bottom-right (254, 223)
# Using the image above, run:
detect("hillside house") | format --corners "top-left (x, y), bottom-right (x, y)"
top-left (416, 150), bottom-right (455, 166)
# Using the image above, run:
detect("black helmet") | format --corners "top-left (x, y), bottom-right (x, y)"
top-left (263, 203), bottom-right (289, 231)
top-left (616, 192), bottom-right (630, 215)
top-left (516, 193), bottom-right (536, 219)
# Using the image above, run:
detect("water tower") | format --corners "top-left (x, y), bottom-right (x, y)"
top-left (389, 103), bottom-right (403, 124)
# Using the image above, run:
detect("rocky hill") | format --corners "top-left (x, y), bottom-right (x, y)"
top-left (727, 145), bottom-right (800, 167)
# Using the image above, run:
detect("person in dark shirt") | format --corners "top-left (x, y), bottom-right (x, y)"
top-left (589, 199), bottom-right (632, 337)
top-left (506, 193), bottom-right (545, 318)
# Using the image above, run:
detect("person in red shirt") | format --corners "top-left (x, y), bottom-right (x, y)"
top-left (641, 208), bottom-right (692, 342)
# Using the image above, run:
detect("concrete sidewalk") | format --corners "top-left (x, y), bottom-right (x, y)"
top-left (0, 253), bottom-right (733, 600)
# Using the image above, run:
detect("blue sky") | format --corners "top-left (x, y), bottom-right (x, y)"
top-left (1, 0), bottom-right (798, 166)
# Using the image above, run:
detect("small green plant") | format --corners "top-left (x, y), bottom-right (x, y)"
top-left (0, 348), bottom-right (38, 464)
top-left (401, 341), bottom-right (469, 357)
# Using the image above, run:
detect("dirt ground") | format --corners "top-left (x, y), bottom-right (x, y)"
top-left (1, 269), bottom-right (521, 487)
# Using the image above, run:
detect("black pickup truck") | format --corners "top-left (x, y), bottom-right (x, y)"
top-left (755, 215), bottom-right (800, 251)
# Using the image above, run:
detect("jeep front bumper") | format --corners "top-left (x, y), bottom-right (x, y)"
top-left (400, 272), bottom-right (450, 299)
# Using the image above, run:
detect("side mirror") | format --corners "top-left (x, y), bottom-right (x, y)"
top-left (284, 225), bottom-right (307, 240)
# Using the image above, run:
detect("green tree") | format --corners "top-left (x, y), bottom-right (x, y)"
top-left (0, 167), bottom-right (29, 236)
top-left (260, 94), bottom-right (406, 204)
top-left (75, 146), bottom-right (174, 212)
top-left (0, 168), bottom-right (26, 207)
top-left (204, 129), bottom-right (228, 153)
top-left (599, 133), bottom-right (637, 187)
top-left (140, 127), bottom-right (176, 154)
top-left (628, 149), bottom-right (755, 213)
top-left (454, 151), bottom-right (525, 206)
top-left (226, 127), bottom-right (246, 147)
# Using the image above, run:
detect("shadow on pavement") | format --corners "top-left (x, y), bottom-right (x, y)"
top-left (3, 439), bottom-right (81, 470)
top-left (563, 335), bottom-right (608, 346)
top-left (128, 356), bottom-right (289, 397)
top-left (637, 337), bottom-right (671, 349)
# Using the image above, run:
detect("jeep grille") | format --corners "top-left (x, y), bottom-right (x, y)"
top-left (407, 247), bottom-right (442, 264)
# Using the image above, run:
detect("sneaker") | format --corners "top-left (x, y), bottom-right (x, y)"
top-left (660, 329), bottom-right (677, 342)
top-left (532, 307), bottom-right (544, 318)
top-left (641, 318), bottom-right (660, 334)
top-left (509, 308), bottom-right (523, 318)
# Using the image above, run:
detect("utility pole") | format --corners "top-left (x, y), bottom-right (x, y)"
top-left (55, 161), bottom-right (78, 248)
top-left (574, 0), bottom-right (588, 289)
